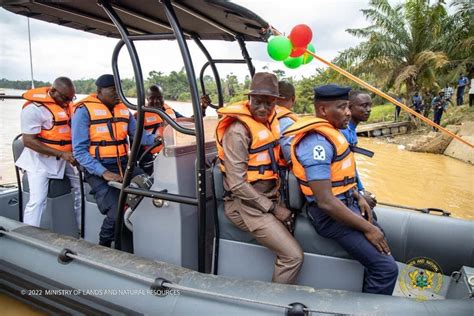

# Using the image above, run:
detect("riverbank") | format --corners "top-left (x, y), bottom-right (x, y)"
top-left (373, 105), bottom-right (474, 164)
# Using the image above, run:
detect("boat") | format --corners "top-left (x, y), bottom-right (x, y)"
top-left (0, 1), bottom-right (473, 315)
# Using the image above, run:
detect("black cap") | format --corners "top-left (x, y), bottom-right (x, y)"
top-left (314, 84), bottom-right (351, 101)
top-left (95, 74), bottom-right (115, 88)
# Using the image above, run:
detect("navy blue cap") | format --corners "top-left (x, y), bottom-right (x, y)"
top-left (314, 84), bottom-right (351, 101)
top-left (95, 74), bottom-right (115, 88)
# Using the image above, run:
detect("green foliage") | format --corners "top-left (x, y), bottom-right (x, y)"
top-left (0, 78), bottom-right (51, 90)
top-left (336, 0), bottom-right (472, 101)
top-left (365, 104), bottom-right (396, 123)
top-left (73, 79), bottom-right (96, 94)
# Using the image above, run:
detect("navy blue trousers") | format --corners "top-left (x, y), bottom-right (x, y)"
top-left (433, 109), bottom-right (444, 127)
top-left (307, 201), bottom-right (398, 295)
top-left (456, 87), bottom-right (465, 106)
top-left (85, 162), bottom-right (143, 246)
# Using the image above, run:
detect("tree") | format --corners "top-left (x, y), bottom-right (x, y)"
top-left (336, 0), bottom-right (450, 101)
top-left (274, 69), bottom-right (286, 80)
top-left (435, 0), bottom-right (474, 85)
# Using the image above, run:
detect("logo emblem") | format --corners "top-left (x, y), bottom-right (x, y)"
top-left (313, 145), bottom-right (326, 161)
top-left (398, 257), bottom-right (443, 301)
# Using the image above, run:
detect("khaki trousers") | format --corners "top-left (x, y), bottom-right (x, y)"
top-left (224, 198), bottom-right (304, 284)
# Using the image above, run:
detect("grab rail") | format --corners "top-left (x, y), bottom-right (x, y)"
top-left (0, 226), bottom-right (346, 316)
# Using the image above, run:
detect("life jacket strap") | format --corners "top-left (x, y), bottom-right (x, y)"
top-left (350, 145), bottom-right (374, 158)
top-left (333, 146), bottom-right (352, 162)
top-left (297, 176), bottom-right (356, 188)
top-left (37, 137), bottom-right (71, 146)
top-left (332, 176), bottom-right (356, 187)
top-left (90, 117), bottom-right (129, 125)
top-left (248, 164), bottom-right (274, 175)
top-left (90, 139), bottom-right (128, 146)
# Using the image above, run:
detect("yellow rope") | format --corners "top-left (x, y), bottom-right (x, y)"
top-left (269, 27), bottom-right (473, 148)
top-left (308, 52), bottom-right (474, 149)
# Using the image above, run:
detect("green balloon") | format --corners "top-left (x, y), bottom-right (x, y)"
top-left (283, 55), bottom-right (304, 69)
top-left (303, 43), bottom-right (315, 64)
top-left (267, 36), bottom-right (292, 61)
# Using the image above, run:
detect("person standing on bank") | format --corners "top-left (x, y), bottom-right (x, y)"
top-left (72, 74), bottom-right (156, 247)
top-left (468, 77), bottom-right (474, 107)
top-left (394, 95), bottom-right (402, 122)
top-left (456, 74), bottom-right (469, 106)
top-left (16, 77), bottom-right (81, 228)
top-left (341, 91), bottom-right (377, 209)
top-left (431, 91), bottom-right (450, 130)
top-left (284, 84), bottom-right (398, 295)
top-left (216, 72), bottom-right (303, 284)
top-left (411, 91), bottom-right (423, 114)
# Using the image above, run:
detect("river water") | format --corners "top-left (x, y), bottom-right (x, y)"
top-left (1, 89), bottom-right (472, 220)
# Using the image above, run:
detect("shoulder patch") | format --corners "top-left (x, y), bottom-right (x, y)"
top-left (313, 145), bottom-right (326, 161)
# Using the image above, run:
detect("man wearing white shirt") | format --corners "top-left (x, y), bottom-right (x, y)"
top-left (16, 77), bottom-right (80, 228)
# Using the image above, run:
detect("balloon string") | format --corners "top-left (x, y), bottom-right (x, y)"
top-left (270, 26), bottom-right (473, 148)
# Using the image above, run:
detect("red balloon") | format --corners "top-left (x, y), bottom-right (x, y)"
top-left (290, 46), bottom-right (306, 57)
top-left (289, 24), bottom-right (313, 48)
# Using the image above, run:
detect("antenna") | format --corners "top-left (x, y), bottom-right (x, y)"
top-left (27, 17), bottom-right (35, 89)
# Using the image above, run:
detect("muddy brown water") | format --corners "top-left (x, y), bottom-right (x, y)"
top-left (1, 91), bottom-right (472, 220)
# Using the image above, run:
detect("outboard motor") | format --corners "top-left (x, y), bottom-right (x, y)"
top-left (12, 134), bottom-right (79, 237)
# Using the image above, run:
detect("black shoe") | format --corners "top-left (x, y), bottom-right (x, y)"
top-left (99, 240), bottom-right (112, 247)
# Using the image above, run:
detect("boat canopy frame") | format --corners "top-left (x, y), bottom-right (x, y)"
top-left (0, 0), bottom-right (271, 273)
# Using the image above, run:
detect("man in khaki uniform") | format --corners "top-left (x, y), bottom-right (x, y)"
top-left (216, 72), bottom-right (303, 284)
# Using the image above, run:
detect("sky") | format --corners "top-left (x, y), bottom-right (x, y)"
top-left (0, 0), bottom-right (374, 83)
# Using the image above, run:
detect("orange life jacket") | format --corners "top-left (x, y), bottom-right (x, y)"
top-left (22, 87), bottom-right (72, 151)
top-left (275, 105), bottom-right (299, 167)
top-left (275, 105), bottom-right (299, 122)
top-left (134, 104), bottom-right (176, 154)
top-left (75, 94), bottom-right (130, 159)
top-left (284, 117), bottom-right (356, 196)
top-left (216, 101), bottom-right (281, 183)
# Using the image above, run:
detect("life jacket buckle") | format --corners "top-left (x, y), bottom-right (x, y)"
top-left (343, 190), bottom-right (354, 206)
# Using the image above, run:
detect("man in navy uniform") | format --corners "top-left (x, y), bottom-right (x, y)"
top-left (285, 84), bottom-right (398, 295)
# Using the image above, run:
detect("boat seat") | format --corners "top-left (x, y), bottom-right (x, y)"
top-left (213, 163), bottom-right (350, 259)
top-left (22, 173), bottom-right (71, 197)
top-left (12, 135), bottom-right (78, 237)
top-left (287, 171), bottom-right (351, 258)
top-left (213, 162), bottom-right (256, 244)
top-left (13, 135), bottom-right (72, 196)
top-left (84, 179), bottom-right (97, 203)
